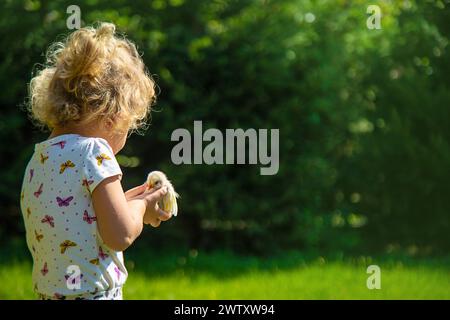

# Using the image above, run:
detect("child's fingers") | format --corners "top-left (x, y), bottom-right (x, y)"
top-left (150, 186), bottom-right (168, 201)
top-left (158, 208), bottom-right (172, 221)
top-left (145, 184), bottom-right (163, 195)
top-left (145, 187), bottom-right (157, 194)
top-left (149, 219), bottom-right (161, 228)
top-left (125, 183), bottom-right (147, 199)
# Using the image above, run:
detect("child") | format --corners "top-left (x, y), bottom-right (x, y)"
top-left (20, 22), bottom-right (172, 300)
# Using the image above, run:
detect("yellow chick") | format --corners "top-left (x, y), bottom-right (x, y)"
top-left (146, 171), bottom-right (180, 217)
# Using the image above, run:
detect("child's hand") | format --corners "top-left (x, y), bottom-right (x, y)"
top-left (124, 183), bottom-right (148, 201)
top-left (143, 186), bottom-right (173, 227)
top-left (127, 185), bottom-right (172, 227)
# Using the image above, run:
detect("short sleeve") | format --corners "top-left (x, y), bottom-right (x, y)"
top-left (82, 138), bottom-right (122, 193)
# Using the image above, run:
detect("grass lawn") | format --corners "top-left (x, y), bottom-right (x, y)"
top-left (1, 242), bottom-right (449, 300)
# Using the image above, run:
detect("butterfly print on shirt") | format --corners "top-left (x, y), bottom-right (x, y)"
top-left (40, 153), bottom-right (49, 164)
top-left (34, 183), bottom-right (43, 198)
top-left (60, 240), bottom-right (77, 254)
top-left (41, 262), bottom-right (48, 276)
top-left (83, 210), bottom-right (97, 224)
top-left (56, 196), bottom-right (74, 207)
top-left (29, 169), bottom-right (34, 182)
top-left (98, 247), bottom-right (109, 260)
top-left (26, 207), bottom-right (31, 218)
top-left (81, 179), bottom-right (94, 192)
top-left (96, 153), bottom-right (111, 166)
top-left (114, 267), bottom-right (121, 281)
top-left (51, 141), bottom-right (66, 149)
top-left (35, 230), bottom-right (44, 242)
top-left (53, 293), bottom-right (66, 300)
top-left (64, 273), bottom-right (84, 285)
top-left (59, 160), bottom-right (75, 174)
top-left (41, 215), bottom-right (54, 227)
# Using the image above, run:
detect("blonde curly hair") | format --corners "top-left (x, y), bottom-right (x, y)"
top-left (28, 22), bottom-right (156, 133)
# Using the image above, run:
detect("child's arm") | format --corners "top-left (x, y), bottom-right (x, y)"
top-left (92, 175), bottom-right (170, 251)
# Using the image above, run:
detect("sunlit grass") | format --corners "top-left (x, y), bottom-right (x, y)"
top-left (0, 248), bottom-right (448, 300)
top-left (125, 261), bottom-right (450, 299)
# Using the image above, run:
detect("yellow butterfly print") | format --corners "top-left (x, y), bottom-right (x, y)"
top-left (40, 153), bottom-right (49, 164)
top-left (27, 207), bottom-right (31, 218)
top-left (89, 258), bottom-right (99, 265)
top-left (60, 240), bottom-right (77, 254)
top-left (35, 230), bottom-right (44, 242)
top-left (59, 160), bottom-right (75, 174)
top-left (96, 153), bottom-right (111, 166)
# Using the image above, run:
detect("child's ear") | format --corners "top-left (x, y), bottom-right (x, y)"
top-left (104, 118), bottom-right (115, 130)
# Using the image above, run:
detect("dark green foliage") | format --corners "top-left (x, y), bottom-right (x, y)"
top-left (0, 0), bottom-right (448, 254)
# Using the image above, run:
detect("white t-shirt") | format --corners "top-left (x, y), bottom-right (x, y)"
top-left (20, 134), bottom-right (127, 299)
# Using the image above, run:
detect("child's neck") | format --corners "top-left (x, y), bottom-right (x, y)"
top-left (49, 123), bottom-right (125, 155)
top-left (49, 124), bottom-right (102, 140)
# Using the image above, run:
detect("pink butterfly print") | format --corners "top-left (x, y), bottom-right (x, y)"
top-left (51, 140), bottom-right (66, 149)
top-left (65, 273), bottom-right (84, 285)
top-left (29, 169), bottom-right (34, 182)
top-left (54, 293), bottom-right (66, 300)
top-left (34, 183), bottom-right (43, 198)
top-left (82, 179), bottom-right (94, 191)
top-left (56, 196), bottom-right (74, 207)
top-left (98, 247), bottom-right (109, 260)
top-left (114, 267), bottom-right (121, 281)
top-left (41, 215), bottom-right (54, 227)
top-left (41, 262), bottom-right (48, 276)
top-left (83, 210), bottom-right (97, 224)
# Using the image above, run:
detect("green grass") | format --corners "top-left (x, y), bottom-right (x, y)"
top-left (1, 243), bottom-right (449, 299)
top-left (125, 261), bottom-right (450, 299)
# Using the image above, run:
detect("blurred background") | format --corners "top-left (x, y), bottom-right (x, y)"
top-left (0, 0), bottom-right (449, 299)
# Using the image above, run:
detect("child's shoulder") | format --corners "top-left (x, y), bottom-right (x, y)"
top-left (78, 136), bottom-right (113, 154)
